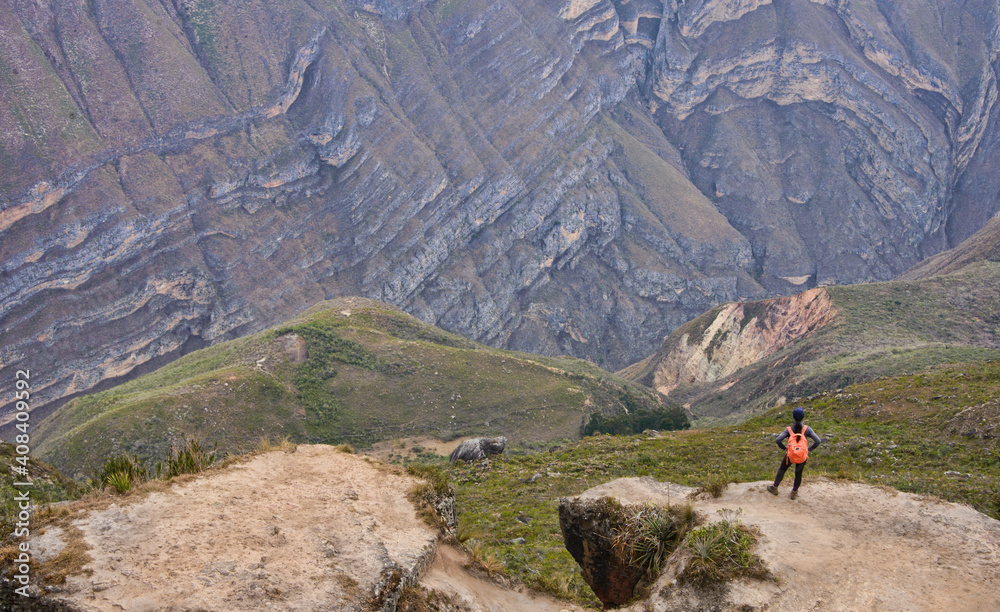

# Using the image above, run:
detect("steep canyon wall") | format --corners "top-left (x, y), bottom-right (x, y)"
top-left (1, 0), bottom-right (998, 414)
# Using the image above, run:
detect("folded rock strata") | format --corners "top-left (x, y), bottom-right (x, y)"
top-left (1, 0), bottom-right (998, 416)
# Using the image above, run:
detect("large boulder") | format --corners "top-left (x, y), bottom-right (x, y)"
top-left (448, 437), bottom-right (507, 464)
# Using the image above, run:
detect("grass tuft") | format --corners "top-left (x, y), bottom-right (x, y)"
top-left (611, 503), bottom-right (697, 578)
top-left (679, 509), bottom-right (772, 586)
top-left (93, 453), bottom-right (150, 493)
top-left (699, 474), bottom-right (732, 498)
top-left (164, 438), bottom-right (217, 478)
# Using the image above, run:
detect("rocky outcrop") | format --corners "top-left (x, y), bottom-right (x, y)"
top-left (624, 288), bottom-right (836, 395)
top-left (559, 478), bottom-right (695, 606)
top-left (20, 445), bottom-right (442, 612)
top-left (559, 497), bottom-right (646, 606)
top-left (646, 0), bottom-right (1000, 291)
top-left (2, 0), bottom-right (1000, 418)
top-left (447, 436), bottom-right (507, 464)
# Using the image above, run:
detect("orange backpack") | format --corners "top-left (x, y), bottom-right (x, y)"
top-left (786, 425), bottom-right (809, 464)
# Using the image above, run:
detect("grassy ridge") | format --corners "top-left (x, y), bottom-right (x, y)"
top-left (439, 359), bottom-right (1000, 605)
top-left (33, 298), bottom-right (668, 478)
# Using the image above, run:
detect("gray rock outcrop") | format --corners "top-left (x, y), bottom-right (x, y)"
top-left (448, 436), bottom-right (507, 464)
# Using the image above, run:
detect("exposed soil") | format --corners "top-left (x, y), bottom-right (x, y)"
top-left (36, 445), bottom-right (439, 611)
top-left (649, 287), bottom-right (836, 395)
top-left (30, 443), bottom-right (583, 612)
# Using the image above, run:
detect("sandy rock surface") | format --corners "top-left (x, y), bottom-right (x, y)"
top-left (41, 445), bottom-right (437, 611)
top-left (580, 477), bottom-right (1000, 611)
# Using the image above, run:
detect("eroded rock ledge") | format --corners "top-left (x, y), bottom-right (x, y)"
top-left (18, 446), bottom-right (444, 612)
top-left (560, 476), bottom-right (1000, 611)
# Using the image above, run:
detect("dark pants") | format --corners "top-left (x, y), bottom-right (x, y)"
top-left (774, 456), bottom-right (805, 490)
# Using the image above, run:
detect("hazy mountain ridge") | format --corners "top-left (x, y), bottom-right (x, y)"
top-left (3, 0), bottom-right (1000, 415)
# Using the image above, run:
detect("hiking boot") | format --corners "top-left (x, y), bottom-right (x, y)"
top-left (790, 490), bottom-right (798, 500)
top-left (767, 485), bottom-right (778, 496)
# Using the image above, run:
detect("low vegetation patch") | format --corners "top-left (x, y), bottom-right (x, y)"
top-left (34, 299), bottom-right (666, 475)
top-left (89, 438), bottom-right (218, 495)
top-left (406, 464), bottom-right (455, 532)
top-left (678, 509), bottom-right (771, 586)
top-left (611, 503), bottom-right (697, 579)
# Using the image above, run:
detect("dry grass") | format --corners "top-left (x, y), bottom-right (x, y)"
top-left (255, 435), bottom-right (298, 454)
top-left (33, 524), bottom-right (93, 585)
top-left (397, 583), bottom-right (466, 612)
top-left (698, 474), bottom-right (733, 498)
top-left (465, 541), bottom-right (505, 577)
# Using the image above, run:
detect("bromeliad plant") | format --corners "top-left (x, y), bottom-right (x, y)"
top-left (679, 509), bottom-right (772, 586)
top-left (93, 453), bottom-right (150, 493)
top-left (611, 503), bottom-right (698, 578)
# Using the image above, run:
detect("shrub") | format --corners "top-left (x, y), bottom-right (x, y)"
top-left (583, 406), bottom-right (690, 436)
top-left (698, 474), bottom-right (732, 498)
top-left (611, 503), bottom-right (697, 578)
top-left (611, 505), bottom-right (695, 577)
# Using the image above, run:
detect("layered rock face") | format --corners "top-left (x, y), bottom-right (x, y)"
top-left (623, 287), bottom-right (836, 395)
top-left (647, 0), bottom-right (1000, 290)
top-left (1, 0), bottom-right (998, 413)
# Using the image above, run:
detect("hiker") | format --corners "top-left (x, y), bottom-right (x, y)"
top-left (767, 407), bottom-right (821, 499)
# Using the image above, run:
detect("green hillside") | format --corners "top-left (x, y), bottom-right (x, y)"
top-left (439, 359), bottom-right (1000, 605)
top-left (33, 298), bottom-right (673, 478)
top-left (0, 443), bottom-right (80, 540)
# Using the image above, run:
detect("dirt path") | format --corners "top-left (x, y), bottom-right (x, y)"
top-left (581, 477), bottom-right (1000, 611)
